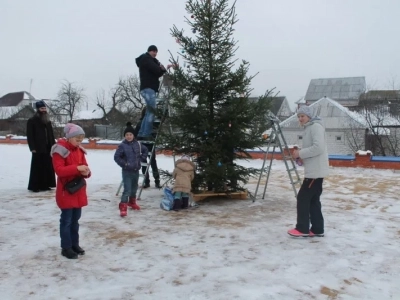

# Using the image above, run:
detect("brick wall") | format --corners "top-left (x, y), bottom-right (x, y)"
top-left (1, 136), bottom-right (399, 170)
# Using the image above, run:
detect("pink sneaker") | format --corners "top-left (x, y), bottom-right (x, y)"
top-left (287, 228), bottom-right (309, 237)
top-left (309, 231), bottom-right (324, 237)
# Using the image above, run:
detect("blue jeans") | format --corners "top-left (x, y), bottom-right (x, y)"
top-left (60, 208), bottom-right (82, 249)
top-left (121, 170), bottom-right (139, 203)
top-left (138, 88), bottom-right (157, 137)
top-left (174, 191), bottom-right (189, 199)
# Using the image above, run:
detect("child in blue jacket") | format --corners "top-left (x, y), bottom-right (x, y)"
top-left (114, 122), bottom-right (148, 217)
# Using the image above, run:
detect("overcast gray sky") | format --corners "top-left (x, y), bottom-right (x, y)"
top-left (1, 0), bottom-right (399, 109)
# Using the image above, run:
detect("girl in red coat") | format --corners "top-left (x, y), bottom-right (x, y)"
top-left (51, 123), bottom-right (91, 259)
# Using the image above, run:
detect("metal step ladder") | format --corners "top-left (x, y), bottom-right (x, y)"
top-left (253, 116), bottom-right (301, 201)
top-left (115, 96), bottom-right (171, 198)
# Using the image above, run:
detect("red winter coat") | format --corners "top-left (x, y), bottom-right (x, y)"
top-left (51, 139), bottom-right (91, 209)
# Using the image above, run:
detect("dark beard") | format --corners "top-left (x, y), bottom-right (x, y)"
top-left (38, 111), bottom-right (49, 124)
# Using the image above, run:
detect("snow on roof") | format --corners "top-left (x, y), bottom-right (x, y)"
top-left (0, 106), bottom-right (24, 119)
top-left (23, 92), bottom-right (35, 100)
top-left (280, 97), bottom-right (367, 128)
top-left (74, 109), bottom-right (105, 120)
top-left (280, 97), bottom-right (400, 132)
top-left (305, 76), bottom-right (366, 102)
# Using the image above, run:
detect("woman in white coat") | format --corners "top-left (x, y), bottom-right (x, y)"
top-left (289, 105), bottom-right (329, 237)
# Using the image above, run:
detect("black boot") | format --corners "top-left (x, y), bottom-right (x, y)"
top-left (143, 181), bottom-right (150, 189)
top-left (155, 179), bottom-right (161, 189)
top-left (72, 245), bottom-right (85, 255)
top-left (61, 248), bottom-right (78, 259)
top-left (173, 199), bottom-right (182, 211)
top-left (181, 197), bottom-right (189, 209)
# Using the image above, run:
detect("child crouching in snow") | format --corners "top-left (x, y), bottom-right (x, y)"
top-left (114, 122), bottom-right (148, 217)
top-left (51, 123), bottom-right (91, 259)
top-left (172, 155), bottom-right (195, 210)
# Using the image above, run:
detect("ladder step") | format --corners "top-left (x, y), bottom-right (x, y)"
top-left (140, 140), bottom-right (155, 144)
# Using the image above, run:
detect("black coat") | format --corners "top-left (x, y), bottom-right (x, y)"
top-left (136, 53), bottom-right (166, 92)
top-left (26, 114), bottom-right (56, 153)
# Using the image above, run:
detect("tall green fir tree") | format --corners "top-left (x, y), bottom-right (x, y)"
top-left (161, 0), bottom-right (275, 193)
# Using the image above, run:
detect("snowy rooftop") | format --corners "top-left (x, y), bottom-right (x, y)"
top-left (280, 97), bottom-right (400, 130)
top-left (0, 106), bottom-right (25, 119)
top-left (305, 76), bottom-right (366, 102)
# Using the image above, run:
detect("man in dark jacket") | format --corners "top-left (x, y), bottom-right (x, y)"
top-left (27, 101), bottom-right (56, 192)
top-left (134, 107), bottom-right (161, 188)
top-left (135, 45), bottom-right (174, 140)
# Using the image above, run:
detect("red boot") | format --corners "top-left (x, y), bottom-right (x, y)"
top-left (129, 197), bottom-right (140, 210)
top-left (119, 203), bottom-right (128, 217)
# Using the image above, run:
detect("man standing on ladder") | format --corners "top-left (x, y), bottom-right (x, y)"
top-left (134, 107), bottom-right (161, 189)
top-left (135, 45), bottom-right (175, 140)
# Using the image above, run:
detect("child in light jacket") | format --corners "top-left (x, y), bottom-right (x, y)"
top-left (51, 123), bottom-right (91, 259)
top-left (114, 122), bottom-right (148, 217)
top-left (289, 105), bottom-right (329, 237)
top-left (172, 155), bottom-right (195, 210)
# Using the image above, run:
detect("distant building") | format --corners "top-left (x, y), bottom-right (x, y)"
top-left (250, 96), bottom-right (293, 121)
top-left (280, 96), bottom-right (400, 155)
top-left (355, 90), bottom-right (400, 117)
top-left (0, 92), bottom-right (36, 135)
top-left (280, 97), bottom-right (367, 155)
top-left (304, 77), bottom-right (366, 107)
top-left (73, 107), bottom-right (127, 138)
top-left (0, 91), bottom-right (36, 108)
top-left (0, 91), bottom-right (68, 136)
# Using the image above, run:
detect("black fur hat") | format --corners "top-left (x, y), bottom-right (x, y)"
top-left (124, 122), bottom-right (135, 136)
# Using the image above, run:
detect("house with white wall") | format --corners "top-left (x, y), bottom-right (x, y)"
top-left (279, 97), bottom-right (368, 155)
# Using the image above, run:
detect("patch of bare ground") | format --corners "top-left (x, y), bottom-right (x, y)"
top-left (109, 267), bottom-right (129, 272)
top-left (51, 272), bottom-right (67, 281)
top-left (320, 286), bottom-right (340, 299)
top-left (343, 277), bottom-right (363, 285)
top-left (27, 194), bottom-right (54, 200)
top-left (331, 198), bottom-right (358, 210)
top-left (327, 175), bottom-right (396, 195)
top-left (207, 214), bottom-right (246, 228)
top-left (172, 279), bottom-right (183, 286)
top-left (295, 289), bottom-right (316, 299)
top-left (96, 225), bottom-right (144, 247)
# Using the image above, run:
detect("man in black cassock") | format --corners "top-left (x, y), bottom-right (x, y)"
top-left (27, 101), bottom-right (56, 192)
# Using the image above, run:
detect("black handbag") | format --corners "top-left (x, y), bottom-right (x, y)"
top-left (64, 177), bottom-right (86, 194)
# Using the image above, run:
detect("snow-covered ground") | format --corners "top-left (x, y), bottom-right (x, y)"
top-left (0, 144), bottom-right (399, 300)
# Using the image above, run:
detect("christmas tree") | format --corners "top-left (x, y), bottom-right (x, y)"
top-left (161, 0), bottom-right (274, 193)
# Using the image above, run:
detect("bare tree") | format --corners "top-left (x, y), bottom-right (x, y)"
top-left (95, 86), bottom-right (124, 116)
top-left (117, 75), bottom-right (145, 110)
top-left (386, 74), bottom-right (400, 91)
top-left (55, 81), bottom-right (85, 121)
top-left (95, 85), bottom-right (140, 128)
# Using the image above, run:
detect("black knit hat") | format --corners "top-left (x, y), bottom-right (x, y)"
top-left (124, 122), bottom-right (135, 136)
top-left (147, 45), bottom-right (158, 52)
top-left (35, 100), bottom-right (46, 109)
